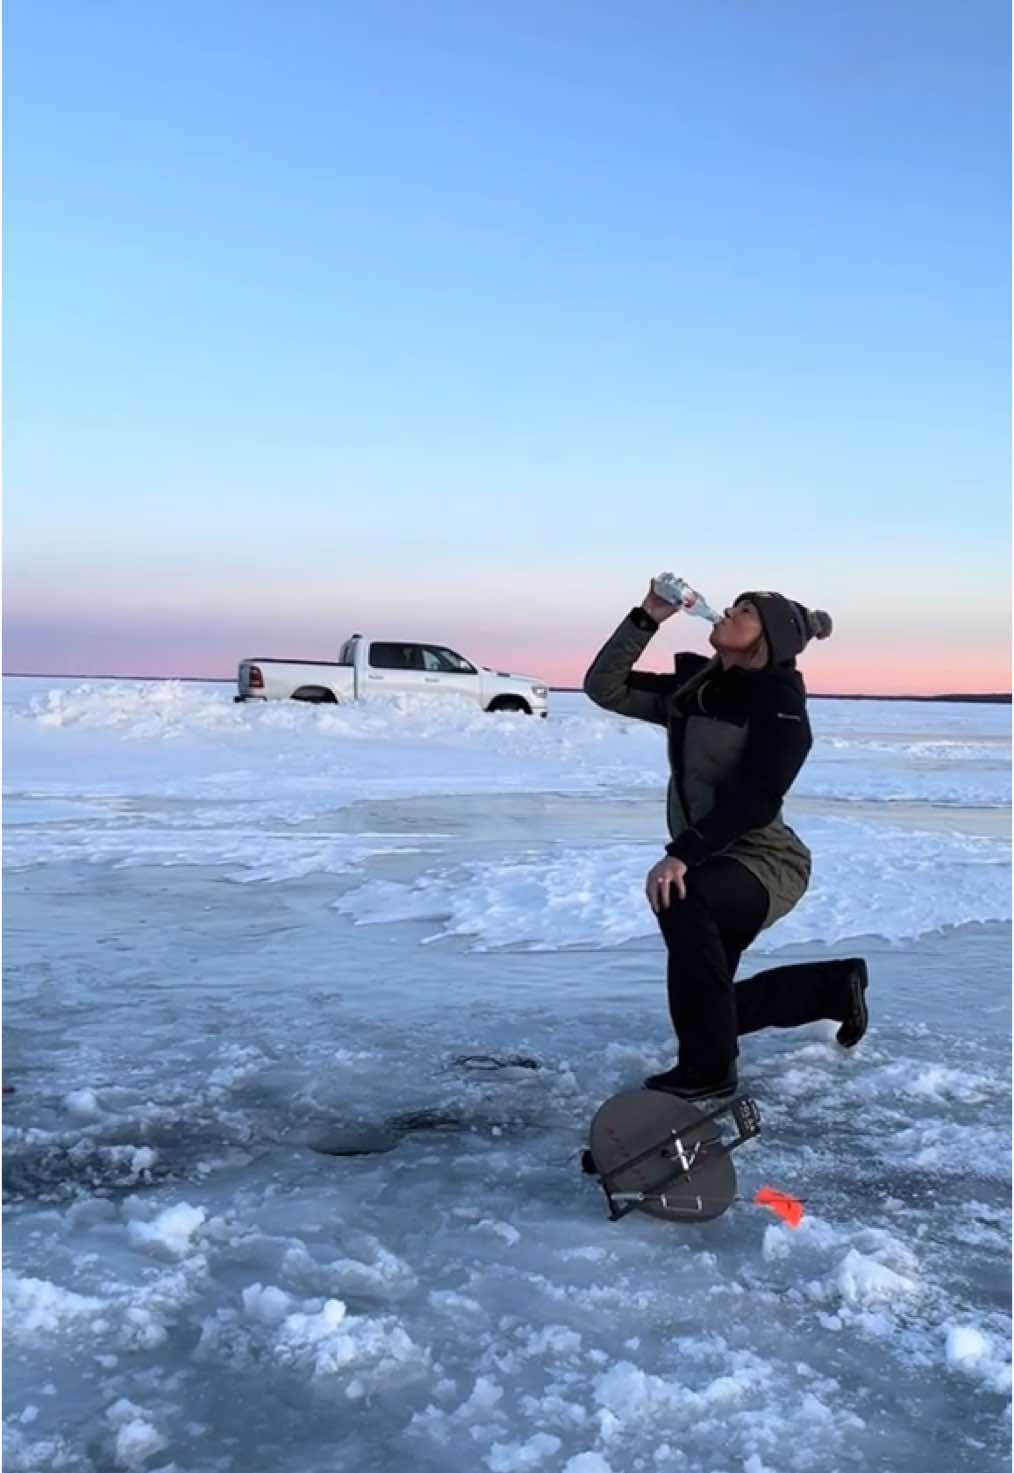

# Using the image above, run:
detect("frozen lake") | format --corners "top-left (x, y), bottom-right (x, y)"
top-left (3, 679), bottom-right (1011, 1473)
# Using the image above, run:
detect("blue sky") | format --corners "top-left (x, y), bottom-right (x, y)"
top-left (5, 0), bottom-right (1010, 690)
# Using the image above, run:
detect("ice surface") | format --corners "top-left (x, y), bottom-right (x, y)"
top-left (3, 678), bottom-right (1010, 1472)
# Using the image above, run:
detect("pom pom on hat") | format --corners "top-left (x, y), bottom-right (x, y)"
top-left (801, 607), bottom-right (832, 641)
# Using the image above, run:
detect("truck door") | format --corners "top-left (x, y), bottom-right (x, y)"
top-left (420, 645), bottom-right (481, 704)
top-left (366, 642), bottom-right (426, 697)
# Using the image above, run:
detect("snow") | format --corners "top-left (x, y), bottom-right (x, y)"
top-left (105, 1402), bottom-right (168, 1471)
top-left (3, 677), bottom-right (1011, 1472)
top-left (4, 1275), bottom-right (105, 1335)
top-left (331, 821), bottom-right (1010, 951)
top-left (125, 1203), bottom-right (208, 1259)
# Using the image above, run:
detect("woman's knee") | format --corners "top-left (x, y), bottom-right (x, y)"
top-left (655, 884), bottom-right (710, 941)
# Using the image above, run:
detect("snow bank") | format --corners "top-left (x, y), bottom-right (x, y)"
top-left (335, 820), bottom-right (1011, 950)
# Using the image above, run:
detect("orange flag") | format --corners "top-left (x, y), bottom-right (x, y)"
top-left (754, 1186), bottom-right (804, 1229)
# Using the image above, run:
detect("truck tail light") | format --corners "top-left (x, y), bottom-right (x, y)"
top-left (248, 665), bottom-right (264, 690)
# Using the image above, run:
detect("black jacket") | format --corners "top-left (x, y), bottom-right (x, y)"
top-left (583, 609), bottom-right (813, 927)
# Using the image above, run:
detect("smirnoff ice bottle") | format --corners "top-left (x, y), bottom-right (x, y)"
top-left (651, 573), bottom-right (722, 624)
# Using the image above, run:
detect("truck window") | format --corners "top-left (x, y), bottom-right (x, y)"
top-left (369, 643), bottom-right (424, 670)
top-left (423, 646), bottom-right (477, 674)
top-left (338, 641), bottom-right (356, 666)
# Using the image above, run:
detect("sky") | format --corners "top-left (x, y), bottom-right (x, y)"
top-left (4, 0), bottom-right (1011, 694)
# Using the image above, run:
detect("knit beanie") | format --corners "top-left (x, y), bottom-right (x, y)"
top-left (735, 591), bottom-right (833, 667)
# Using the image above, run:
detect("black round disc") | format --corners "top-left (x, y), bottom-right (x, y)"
top-left (588, 1090), bottom-right (736, 1223)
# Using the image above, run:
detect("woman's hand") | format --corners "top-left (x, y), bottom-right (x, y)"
top-left (642, 582), bottom-right (681, 623)
top-left (645, 856), bottom-right (688, 913)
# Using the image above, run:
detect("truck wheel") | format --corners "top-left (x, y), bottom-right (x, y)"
top-left (291, 686), bottom-right (338, 704)
top-left (487, 696), bottom-right (531, 715)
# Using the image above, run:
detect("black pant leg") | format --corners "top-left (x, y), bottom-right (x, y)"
top-left (735, 958), bottom-right (855, 1035)
top-left (656, 858), bottom-right (768, 1076)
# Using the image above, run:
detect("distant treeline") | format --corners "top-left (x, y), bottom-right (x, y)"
top-left (801, 692), bottom-right (1008, 704)
top-left (551, 686), bottom-right (1012, 705)
top-left (807, 692), bottom-right (1011, 705)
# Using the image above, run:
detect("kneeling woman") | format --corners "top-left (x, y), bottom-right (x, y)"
top-left (584, 583), bottom-right (868, 1101)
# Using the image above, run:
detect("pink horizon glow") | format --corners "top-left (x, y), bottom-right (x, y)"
top-left (4, 633), bottom-right (1010, 698)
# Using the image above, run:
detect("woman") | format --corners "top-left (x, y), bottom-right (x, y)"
top-left (584, 583), bottom-right (869, 1101)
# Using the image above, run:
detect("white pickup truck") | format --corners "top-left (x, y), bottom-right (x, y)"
top-left (235, 634), bottom-right (550, 715)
